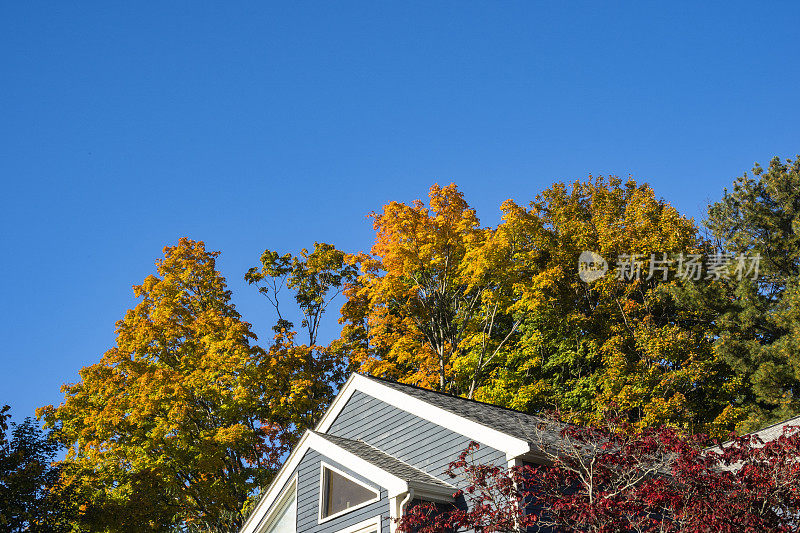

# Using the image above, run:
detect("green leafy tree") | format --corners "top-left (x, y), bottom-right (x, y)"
top-left (245, 241), bottom-right (356, 434)
top-left (0, 405), bottom-right (74, 532)
top-left (246, 242), bottom-right (357, 346)
top-left (471, 177), bottom-right (739, 435)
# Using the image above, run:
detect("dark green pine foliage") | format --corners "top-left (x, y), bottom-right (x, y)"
top-left (0, 405), bottom-right (73, 532)
top-left (705, 155), bottom-right (800, 430)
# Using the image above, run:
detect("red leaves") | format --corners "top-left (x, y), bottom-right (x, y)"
top-left (398, 418), bottom-right (800, 533)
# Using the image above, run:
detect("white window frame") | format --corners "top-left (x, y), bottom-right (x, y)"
top-left (318, 461), bottom-right (381, 524)
top-left (257, 475), bottom-right (297, 533)
top-left (334, 515), bottom-right (382, 533)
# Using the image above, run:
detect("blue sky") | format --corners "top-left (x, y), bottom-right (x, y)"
top-left (1, 2), bottom-right (798, 423)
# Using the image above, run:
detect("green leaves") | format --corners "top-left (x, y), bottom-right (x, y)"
top-left (247, 242), bottom-right (357, 345)
top-left (0, 409), bottom-right (72, 532)
top-left (706, 156), bottom-right (800, 430)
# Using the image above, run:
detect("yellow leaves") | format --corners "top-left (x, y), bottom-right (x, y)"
top-left (369, 183), bottom-right (480, 276)
top-left (342, 178), bottom-right (730, 434)
top-left (213, 424), bottom-right (250, 446)
top-left (343, 183), bottom-right (491, 391)
top-left (629, 393), bottom-right (689, 430)
top-left (38, 238), bottom-right (281, 527)
top-left (449, 176), bottom-right (739, 433)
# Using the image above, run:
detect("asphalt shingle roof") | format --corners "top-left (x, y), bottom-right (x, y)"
top-left (749, 415), bottom-right (800, 442)
top-left (312, 431), bottom-right (453, 489)
top-left (362, 375), bottom-right (560, 449)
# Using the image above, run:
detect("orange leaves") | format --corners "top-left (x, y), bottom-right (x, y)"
top-left (342, 183), bottom-right (490, 392)
top-left (369, 183), bottom-right (480, 277)
top-left (343, 178), bottom-right (735, 435)
top-left (39, 238), bottom-right (279, 529)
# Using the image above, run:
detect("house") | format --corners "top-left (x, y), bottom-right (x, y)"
top-left (240, 372), bottom-right (554, 533)
top-left (240, 372), bottom-right (800, 533)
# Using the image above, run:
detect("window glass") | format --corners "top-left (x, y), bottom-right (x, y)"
top-left (322, 467), bottom-right (378, 518)
top-left (264, 488), bottom-right (296, 533)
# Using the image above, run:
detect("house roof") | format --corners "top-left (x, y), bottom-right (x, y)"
top-left (361, 375), bottom-right (561, 450)
top-left (711, 414), bottom-right (800, 472)
top-left (746, 414), bottom-right (800, 443)
top-left (316, 373), bottom-right (536, 458)
top-left (243, 373), bottom-right (556, 533)
top-left (714, 414), bottom-right (800, 450)
top-left (312, 431), bottom-right (453, 490)
top-left (240, 428), bottom-right (455, 533)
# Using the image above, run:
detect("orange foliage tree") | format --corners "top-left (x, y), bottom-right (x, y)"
top-left (338, 184), bottom-right (518, 394)
top-left (336, 180), bottom-right (740, 435)
top-left (38, 239), bottom-right (341, 531)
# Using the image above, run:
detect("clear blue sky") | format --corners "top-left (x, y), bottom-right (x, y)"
top-left (1, 2), bottom-right (798, 423)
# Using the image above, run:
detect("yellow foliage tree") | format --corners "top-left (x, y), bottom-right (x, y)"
top-left (339, 184), bottom-right (502, 393)
top-left (39, 239), bottom-right (339, 531)
top-left (470, 178), bottom-right (737, 434)
top-left (340, 180), bottom-right (741, 436)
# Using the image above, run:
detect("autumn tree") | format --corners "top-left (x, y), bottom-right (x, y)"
top-left (399, 415), bottom-right (800, 533)
top-left (38, 239), bottom-right (321, 531)
top-left (469, 177), bottom-right (743, 435)
top-left (337, 184), bottom-right (520, 394)
top-left (338, 179), bottom-right (737, 434)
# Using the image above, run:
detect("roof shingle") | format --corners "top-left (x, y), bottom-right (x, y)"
top-left (312, 431), bottom-right (453, 489)
top-left (749, 415), bottom-right (800, 442)
top-left (362, 374), bottom-right (560, 449)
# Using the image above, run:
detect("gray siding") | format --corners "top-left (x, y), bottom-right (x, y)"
top-left (297, 449), bottom-right (390, 533)
top-left (327, 390), bottom-right (507, 484)
top-left (255, 448), bottom-right (390, 533)
top-left (252, 390), bottom-right (509, 533)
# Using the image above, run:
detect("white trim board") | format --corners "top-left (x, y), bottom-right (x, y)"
top-left (313, 373), bottom-right (360, 438)
top-left (250, 474), bottom-right (297, 533)
top-left (315, 373), bottom-right (532, 459)
top-left (334, 515), bottom-right (382, 533)
top-left (240, 430), bottom-right (452, 533)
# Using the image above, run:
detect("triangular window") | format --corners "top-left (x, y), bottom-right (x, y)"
top-left (264, 478), bottom-right (296, 533)
top-left (320, 464), bottom-right (379, 520)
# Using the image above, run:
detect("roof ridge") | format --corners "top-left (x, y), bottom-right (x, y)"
top-left (749, 413), bottom-right (800, 437)
top-left (359, 372), bottom-right (544, 420)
